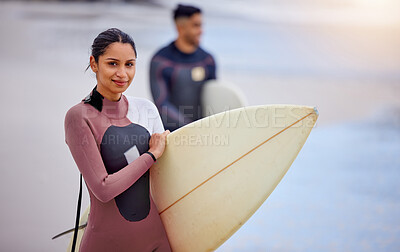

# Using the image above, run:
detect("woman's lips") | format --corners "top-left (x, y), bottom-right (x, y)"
top-left (113, 80), bottom-right (128, 86)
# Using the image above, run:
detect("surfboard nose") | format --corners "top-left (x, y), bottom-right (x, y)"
top-left (313, 107), bottom-right (319, 117)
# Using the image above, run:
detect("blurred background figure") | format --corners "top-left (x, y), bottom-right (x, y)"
top-left (149, 4), bottom-right (216, 131)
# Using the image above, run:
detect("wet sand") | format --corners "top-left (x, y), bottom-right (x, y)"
top-left (0, 1), bottom-right (399, 251)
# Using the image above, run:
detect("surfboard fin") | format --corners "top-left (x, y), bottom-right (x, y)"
top-left (51, 223), bottom-right (87, 240)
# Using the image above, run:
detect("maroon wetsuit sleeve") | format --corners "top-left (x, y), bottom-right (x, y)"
top-left (65, 108), bottom-right (154, 203)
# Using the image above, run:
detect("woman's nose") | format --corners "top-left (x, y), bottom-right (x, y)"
top-left (115, 67), bottom-right (127, 78)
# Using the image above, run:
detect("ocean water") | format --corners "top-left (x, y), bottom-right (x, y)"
top-left (0, 1), bottom-right (399, 251)
top-left (218, 112), bottom-right (400, 251)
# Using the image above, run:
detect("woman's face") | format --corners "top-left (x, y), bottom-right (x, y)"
top-left (90, 42), bottom-right (136, 101)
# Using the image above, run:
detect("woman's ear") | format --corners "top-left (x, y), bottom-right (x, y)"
top-left (90, 56), bottom-right (98, 73)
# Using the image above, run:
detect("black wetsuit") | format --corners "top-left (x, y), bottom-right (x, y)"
top-left (150, 41), bottom-right (216, 131)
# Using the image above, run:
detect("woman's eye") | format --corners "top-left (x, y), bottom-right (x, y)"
top-left (108, 62), bottom-right (117, 66)
top-left (126, 62), bottom-right (135, 67)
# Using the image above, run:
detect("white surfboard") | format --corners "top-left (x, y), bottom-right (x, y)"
top-left (66, 104), bottom-right (318, 251)
top-left (201, 80), bottom-right (246, 117)
top-left (151, 104), bottom-right (318, 251)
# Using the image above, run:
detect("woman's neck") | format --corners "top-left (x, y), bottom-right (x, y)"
top-left (96, 85), bottom-right (121, 101)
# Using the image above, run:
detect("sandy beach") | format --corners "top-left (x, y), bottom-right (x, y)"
top-left (0, 0), bottom-right (399, 251)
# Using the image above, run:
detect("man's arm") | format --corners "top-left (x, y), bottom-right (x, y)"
top-left (150, 57), bottom-right (192, 131)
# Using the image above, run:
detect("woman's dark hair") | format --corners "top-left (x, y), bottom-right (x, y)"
top-left (87, 28), bottom-right (137, 70)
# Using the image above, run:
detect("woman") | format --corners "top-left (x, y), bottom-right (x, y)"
top-left (64, 28), bottom-right (171, 251)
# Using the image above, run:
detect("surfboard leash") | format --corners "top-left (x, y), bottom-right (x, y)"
top-left (70, 173), bottom-right (83, 251)
top-left (51, 174), bottom-right (84, 252)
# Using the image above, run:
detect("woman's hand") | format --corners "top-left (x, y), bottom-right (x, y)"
top-left (148, 130), bottom-right (170, 159)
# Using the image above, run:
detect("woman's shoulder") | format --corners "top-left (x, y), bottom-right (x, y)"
top-left (124, 95), bottom-right (163, 133)
top-left (125, 95), bottom-right (158, 113)
top-left (65, 101), bottom-right (98, 124)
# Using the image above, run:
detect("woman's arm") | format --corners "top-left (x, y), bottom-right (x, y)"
top-left (65, 108), bottom-right (154, 203)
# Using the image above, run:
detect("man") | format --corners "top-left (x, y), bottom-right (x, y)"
top-left (150, 4), bottom-right (217, 131)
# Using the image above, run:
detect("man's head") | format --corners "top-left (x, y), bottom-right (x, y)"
top-left (173, 4), bottom-right (202, 48)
